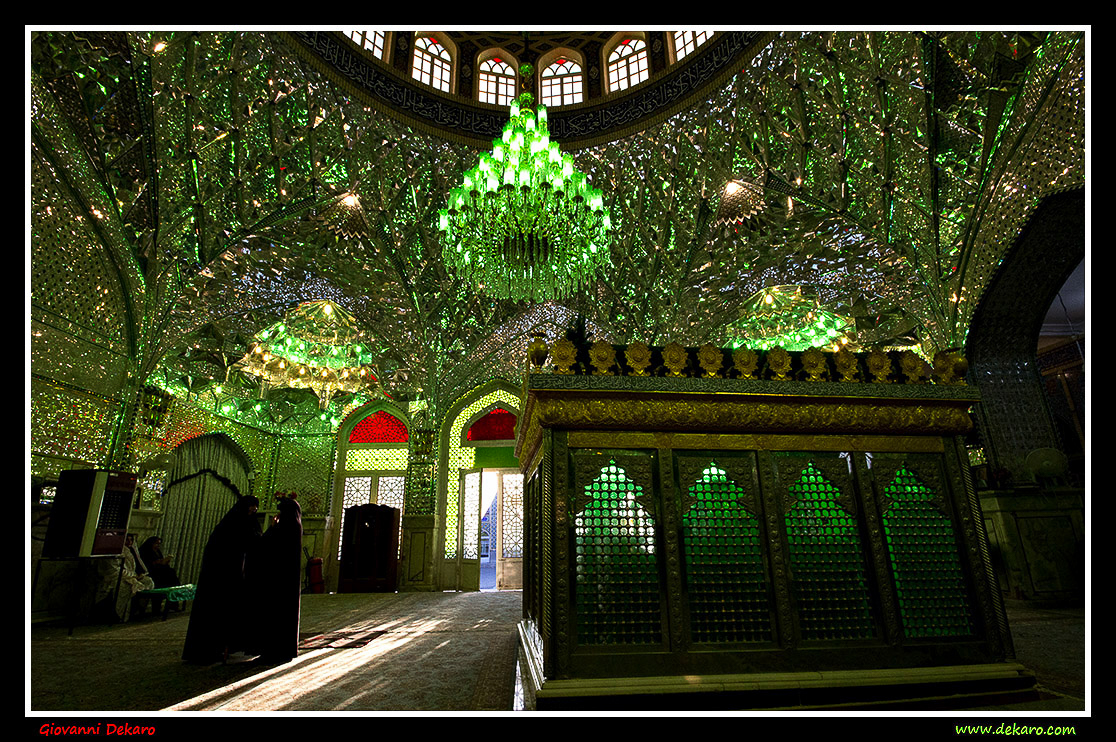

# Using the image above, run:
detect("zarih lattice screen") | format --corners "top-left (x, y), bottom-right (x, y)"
top-left (680, 459), bottom-right (772, 644)
top-left (542, 444), bottom-right (990, 680)
top-left (573, 457), bottom-right (663, 647)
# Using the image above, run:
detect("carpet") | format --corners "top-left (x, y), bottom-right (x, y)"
top-left (298, 630), bottom-right (385, 650)
top-left (31, 590), bottom-right (525, 712)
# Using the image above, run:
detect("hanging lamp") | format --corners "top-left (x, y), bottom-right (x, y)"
top-left (729, 285), bottom-right (854, 351)
top-left (438, 63), bottom-right (611, 302)
top-left (236, 299), bottom-right (384, 409)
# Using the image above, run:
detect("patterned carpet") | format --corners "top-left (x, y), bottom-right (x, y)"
top-left (28, 592), bottom-right (1084, 713)
top-left (30, 591), bottom-right (524, 712)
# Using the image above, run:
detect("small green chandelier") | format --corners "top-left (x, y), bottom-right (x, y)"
top-left (439, 81), bottom-right (611, 302)
top-left (729, 286), bottom-right (854, 351)
top-left (236, 299), bottom-right (383, 409)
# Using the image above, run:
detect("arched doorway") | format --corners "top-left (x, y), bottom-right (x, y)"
top-left (329, 404), bottom-right (411, 592)
top-left (966, 188), bottom-right (1086, 484)
top-left (438, 382), bottom-right (523, 592)
top-left (159, 433), bottom-right (255, 585)
top-left (965, 187), bottom-right (1086, 603)
top-left (465, 404), bottom-right (523, 591)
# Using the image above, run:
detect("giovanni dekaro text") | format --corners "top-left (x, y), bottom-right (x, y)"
top-left (39, 723), bottom-right (156, 736)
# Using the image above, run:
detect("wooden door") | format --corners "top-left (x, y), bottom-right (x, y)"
top-left (338, 503), bottom-right (400, 592)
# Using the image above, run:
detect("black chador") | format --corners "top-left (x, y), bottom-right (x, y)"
top-left (182, 496), bottom-right (262, 664)
top-left (249, 494), bottom-right (303, 663)
top-left (139, 536), bottom-right (180, 589)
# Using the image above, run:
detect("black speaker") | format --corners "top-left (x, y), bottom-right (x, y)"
top-left (43, 470), bottom-right (136, 558)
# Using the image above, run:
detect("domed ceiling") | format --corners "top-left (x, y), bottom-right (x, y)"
top-left (29, 30), bottom-right (1086, 435)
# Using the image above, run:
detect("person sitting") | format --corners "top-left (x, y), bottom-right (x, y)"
top-left (139, 536), bottom-right (181, 588)
top-left (97, 534), bottom-right (155, 622)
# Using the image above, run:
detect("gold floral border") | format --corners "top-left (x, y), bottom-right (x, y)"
top-left (518, 390), bottom-right (970, 465)
top-left (567, 430), bottom-right (945, 454)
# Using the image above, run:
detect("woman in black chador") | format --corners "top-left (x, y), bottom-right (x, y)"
top-left (182, 495), bottom-right (262, 664)
top-left (139, 536), bottom-right (180, 588)
top-left (249, 493), bottom-right (303, 663)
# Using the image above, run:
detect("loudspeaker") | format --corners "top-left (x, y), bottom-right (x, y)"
top-left (43, 470), bottom-right (136, 558)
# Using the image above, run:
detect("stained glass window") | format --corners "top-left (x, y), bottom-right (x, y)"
top-left (345, 446), bottom-right (409, 471)
top-left (541, 58), bottom-right (583, 107)
top-left (501, 473), bottom-right (524, 559)
top-left (479, 57), bottom-right (516, 106)
top-left (784, 462), bottom-right (875, 640)
top-left (462, 470), bottom-right (481, 559)
top-left (672, 31), bottom-right (710, 61)
top-left (337, 475), bottom-right (406, 560)
top-left (346, 30), bottom-right (386, 60)
top-left (466, 407), bottom-right (517, 441)
top-left (338, 476), bottom-right (372, 560)
top-left (377, 475), bottom-right (407, 557)
top-left (343, 476), bottom-right (372, 510)
top-left (574, 461), bottom-right (662, 646)
top-left (607, 38), bottom-right (649, 93)
top-left (349, 409), bottom-right (409, 444)
top-left (412, 36), bottom-right (452, 92)
top-left (882, 467), bottom-right (974, 638)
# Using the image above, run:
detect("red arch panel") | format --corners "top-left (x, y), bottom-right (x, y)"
top-left (349, 409), bottom-right (409, 444)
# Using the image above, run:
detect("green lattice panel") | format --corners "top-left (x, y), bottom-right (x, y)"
top-left (462, 471), bottom-right (481, 559)
top-left (682, 463), bottom-right (772, 643)
top-left (882, 467), bottom-right (975, 638)
top-left (345, 446), bottom-right (409, 472)
top-left (784, 462), bottom-right (875, 641)
top-left (502, 473), bottom-right (524, 559)
top-left (574, 461), bottom-right (662, 646)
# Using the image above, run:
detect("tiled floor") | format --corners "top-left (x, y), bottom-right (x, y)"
top-left (28, 592), bottom-right (1085, 713)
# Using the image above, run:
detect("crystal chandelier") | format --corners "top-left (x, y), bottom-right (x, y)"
top-left (236, 300), bottom-right (383, 409)
top-left (438, 80), bottom-right (611, 302)
top-left (730, 285), bottom-right (854, 351)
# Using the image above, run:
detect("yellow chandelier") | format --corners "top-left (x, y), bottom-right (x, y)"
top-left (236, 300), bottom-right (383, 409)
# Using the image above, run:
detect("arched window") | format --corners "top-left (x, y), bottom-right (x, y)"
top-left (672, 30), bottom-right (711, 62)
top-left (349, 409), bottom-right (409, 444)
top-left (412, 35), bottom-right (452, 93)
top-left (442, 387), bottom-right (522, 562)
top-left (332, 406), bottom-right (410, 577)
top-left (540, 57), bottom-right (584, 107)
top-left (478, 56), bottom-right (517, 106)
top-left (607, 37), bottom-right (649, 93)
top-left (464, 406), bottom-right (517, 443)
top-left (346, 30), bottom-right (387, 61)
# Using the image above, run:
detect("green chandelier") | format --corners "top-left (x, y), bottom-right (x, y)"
top-left (729, 285), bottom-right (854, 351)
top-left (236, 299), bottom-right (383, 409)
top-left (438, 86), bottom-right (611, 302)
